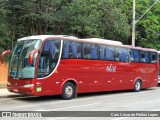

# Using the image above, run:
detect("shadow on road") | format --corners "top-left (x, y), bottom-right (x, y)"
top-left (0, 94), bottom-right (26, 99)
top-left (77, 87), bottom-right (157, 99)
top-left (12, 95), bottom-right (61, 102)
top-left (4, 87), bottom-right (157, 102)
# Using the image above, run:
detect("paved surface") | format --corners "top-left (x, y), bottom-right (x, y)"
top-left (0, 88), bottom-right (14, 96)
top-left (0, 85), bottom-right (160, 120)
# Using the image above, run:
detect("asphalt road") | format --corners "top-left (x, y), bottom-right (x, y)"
top-left (0, 84), bottom-right (160, 120)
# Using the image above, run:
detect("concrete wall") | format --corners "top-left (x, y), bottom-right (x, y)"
top-left (0, 63), bottom-right (8, 85)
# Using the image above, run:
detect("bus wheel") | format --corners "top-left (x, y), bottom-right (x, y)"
top-left (134, 80), bottom-right (142, 92)
top-left (62, 82), bottom-right (75, 100)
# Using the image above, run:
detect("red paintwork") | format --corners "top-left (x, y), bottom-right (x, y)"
top-left (7, 59), bottom-right (158, 96)
top-left (6, 37), bottom-right (158, 96)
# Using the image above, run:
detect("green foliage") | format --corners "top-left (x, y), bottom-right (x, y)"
top-left (0, 0), bottom-right (160, 52)
top-left (135, 0), bottom-right (160, 49)
top-left (60, 0), bottom-right (130, 43)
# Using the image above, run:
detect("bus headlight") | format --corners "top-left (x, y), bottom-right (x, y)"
top-left (23, 84), bottom-right (34, 88)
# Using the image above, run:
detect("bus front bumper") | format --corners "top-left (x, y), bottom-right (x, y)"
top-left (7, 84), bottom-right (36, 96)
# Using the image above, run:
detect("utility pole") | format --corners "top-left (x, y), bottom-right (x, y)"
top-left (132, 0), bottom-right (136, 46)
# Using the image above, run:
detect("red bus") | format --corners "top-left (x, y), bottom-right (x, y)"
top-left (0, 35), bottom-right (158, 99)
top-left (158, 51), bottom-right (160, 83)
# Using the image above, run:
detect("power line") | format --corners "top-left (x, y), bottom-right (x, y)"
top-left (135, 0), bottom-right (159, 24)
top-left (132, 0), bottom-right (159, 46)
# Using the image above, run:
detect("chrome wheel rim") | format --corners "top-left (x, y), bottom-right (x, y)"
top-left (135, 81), bottom-right (140, 90)
top-left (65, 85), bottom-right (73, 97)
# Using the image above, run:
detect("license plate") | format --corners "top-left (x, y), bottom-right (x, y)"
top-left (13, 89), bottom-right (18, 92)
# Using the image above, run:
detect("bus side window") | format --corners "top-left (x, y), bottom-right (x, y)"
top-left (114, 48), bottom-right (119, 61)
top-left (54, 41), bottom-right (61, 59)
top-left (144, 52), bottom-right (149, 63)
top-left (70, 42), bottom-right (81, 58)
top-left (91, 44), bottom-right (98, 59)
top-left (99, 45), bottom-right (105, 60)
top-left (140, 51), bottom-right (145, 62)
top-left (39, 40), bottom-right (61, 78)
top-left (129, 49), bottom-right (134, 62)
top-left (150, 52), bottom-right (157, 63)
top-left (115, 47), bottom-right (128, 62)
top-left (120, 48), bottom-right (128, 62)
top-left (133, 50), bottom-right (139, 62)
top-left (62, 41), bottom-right (71, 58)
top-left (42, 40), bottom-right (58, 60)
top-left (71, 42), bottom-right (77, 58)
top-left (82, 43), bottom-right (91, 59)
top-left (106, 46), bottom-right (114, 61)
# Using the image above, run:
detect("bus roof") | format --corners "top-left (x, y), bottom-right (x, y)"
top-left (17, 35), bottom-right (157, 52)
top-left (18, 35), bottom-right (123, 45)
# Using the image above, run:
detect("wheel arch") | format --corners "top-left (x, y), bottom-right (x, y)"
top-left (60, 78), bottom-right (78, 96)
top-left (133, 77), bottom-right (143, 88)
top-left (133, 77), bottom-right (143, 92)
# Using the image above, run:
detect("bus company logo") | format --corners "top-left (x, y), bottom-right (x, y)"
top-left (106, 64), bottom-right (116, 72)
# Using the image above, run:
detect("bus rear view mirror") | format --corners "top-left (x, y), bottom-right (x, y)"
top-left (28, 49), bottom-right (39, 65)
top-left (0, 50), bottom-right (11, 64)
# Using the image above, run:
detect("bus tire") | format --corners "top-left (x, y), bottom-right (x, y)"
top-left (134, 80), bottom-right (142, 92)
top-left (62, 82), bottom-right (75, 100)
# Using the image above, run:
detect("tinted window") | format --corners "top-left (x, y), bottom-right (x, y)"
top-left (42, 40), bottom-right (61, 60)
top-left (144, 51), bottom-right (150, 63)
top-left (115, 47), bottom-right (128, 62)
top-left (62, 41), bottom-right (71, 58)
top-left (91, 44), bottom-right (98, 59)
top-left (38, 39), bottom-right (61, 78)
top-left (99, 45), bottom-right (105, 60)
top-left (140, 51), bottom-right (145, 62)
top-left (70, 41), bottom-right (81, 58)
top-left (129, 49), bottom-right (140, 62)
top-left (62, 41), bottom-right (81, 59)
top-left (82, 43), bottom-right (91, 59)
top-left (150, 52), bottom-right (157, 63)
top-left (129, 49), bottom-right (134, 62)
top-left (106, 46), bottom-right (114, 60)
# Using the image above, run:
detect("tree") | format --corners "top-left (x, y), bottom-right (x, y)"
top-left (0, 0), bottom-right (12, 52)
top-left (60, 0), bottom-right (130, 43)
top-left (0, 0), bottom-right (160, 52)
top-left (123, 0), bottom-right (160, 49)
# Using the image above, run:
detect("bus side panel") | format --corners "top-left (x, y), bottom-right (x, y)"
top-left (33, 60), bottom-right (158, 96)
top-left (58, 59), bottom-right (88, 93)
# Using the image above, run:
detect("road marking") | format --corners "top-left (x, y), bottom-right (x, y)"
top-left (36, 102), bottom-right (100, 111)
top-left (151, 109), bottom-right (160, 111)
top-left (47, 117), bottom-right (68, 120)
top-left (112, 117), bottom-right (128, 120)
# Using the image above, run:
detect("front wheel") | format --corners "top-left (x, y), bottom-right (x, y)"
top-left (134, 80), bottom-right (142, 92)
top-left (62, 82), bottom-right (75, 100)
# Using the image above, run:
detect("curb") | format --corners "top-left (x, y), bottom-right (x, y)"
top-left (0, 83), bottom-right (7, 89)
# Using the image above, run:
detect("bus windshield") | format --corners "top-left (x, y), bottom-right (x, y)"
top-left (9, 39), bottom-right (42, 79)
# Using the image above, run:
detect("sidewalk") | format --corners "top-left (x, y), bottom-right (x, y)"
top-left (0, 88), bottom-right (17, 96)
top-left (0, 88), bottom-right (16, 96)
top-left (0, 83), bottom-right (7, 89)
top-left (0, 88), bottom-right (12, 97)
